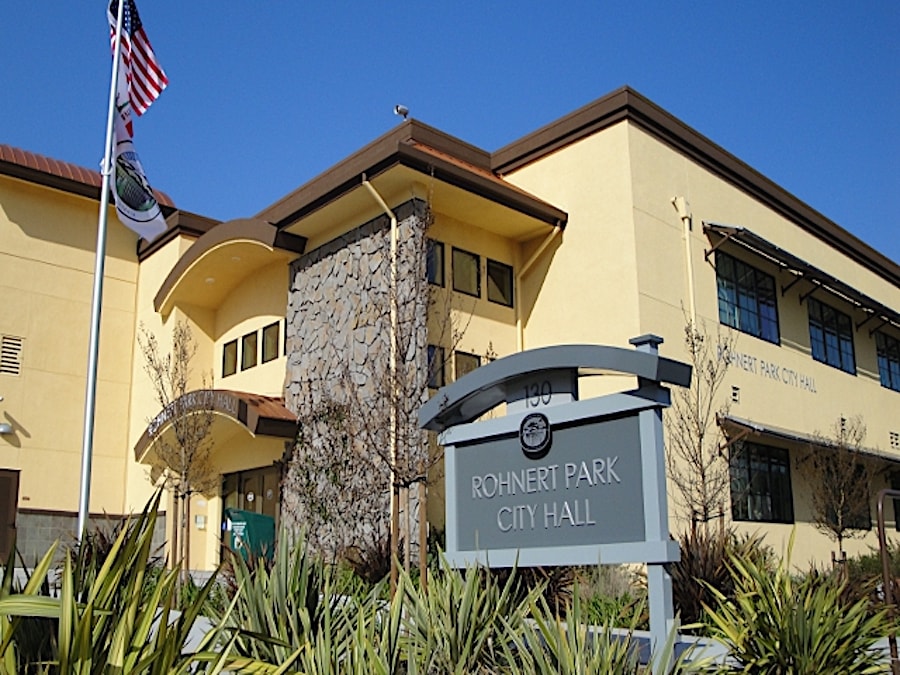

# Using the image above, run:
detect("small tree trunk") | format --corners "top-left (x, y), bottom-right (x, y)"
top-left (183, 491), bottom-right (192, 580)
top-left (171, 490), bottom-right (180, 571)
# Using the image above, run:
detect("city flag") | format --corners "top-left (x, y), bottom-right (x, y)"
top-left (107, 0), bottom-right (168, 240)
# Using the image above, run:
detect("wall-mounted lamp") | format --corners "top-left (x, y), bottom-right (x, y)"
top-left (0, 423), bottom-right (12, 435)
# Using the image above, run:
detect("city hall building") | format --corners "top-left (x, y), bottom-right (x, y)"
top-left (2, 86), bottom-right (899, 569)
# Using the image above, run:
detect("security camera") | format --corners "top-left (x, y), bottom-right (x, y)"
top-left (394, 104), bottom-right (409, 120)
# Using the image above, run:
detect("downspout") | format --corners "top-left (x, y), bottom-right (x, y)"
top-left (672, 197), bottom-right (697, 326)
top-left (362, 176), bottom-right (400, 593)
top-left (516, 226), bottom-right (562, 351)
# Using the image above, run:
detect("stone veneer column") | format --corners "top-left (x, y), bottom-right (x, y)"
top-left (281, 199), bottom-right (429, 562)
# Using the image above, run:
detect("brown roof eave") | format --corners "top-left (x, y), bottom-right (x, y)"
top-left (259, 122), bottom-right (565, 231)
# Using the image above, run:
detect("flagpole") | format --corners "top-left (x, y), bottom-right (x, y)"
top-left (77, 0), bottom-right (126, 539)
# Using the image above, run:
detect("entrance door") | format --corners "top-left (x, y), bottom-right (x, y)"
top-left (222, 465), bottom-right (280, 522)
top-left (0, 469), bottom-right (19, 561)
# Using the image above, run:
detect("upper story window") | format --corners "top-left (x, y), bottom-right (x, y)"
top-left (486, 259), bottom-right (514, 307)
top-left (427, 345), bottom-right (445, 389)
top-left (241, 331), bottom-right (258, 371)
top-left (730, 442), bottom-right (794, 524)
top-left (454, 350), bottom-right (481, 380)
top-left (427, 240), bottom-right (445, 287)
top-left (808, 297), bottom-right (855, 374)
top-left (262, 322), bottom-right (280, 364)
top-left (452, 247), bottom-right (481, 298)
top-left (222, 340), bottom-right (238, 377)
top-left (876, 331), bottom-right (900, 392)
top-left (716, 251), bottom-right (779, 344)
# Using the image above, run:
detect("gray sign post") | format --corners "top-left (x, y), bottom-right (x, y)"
top-left (418, 336), bottom-right (692, 668)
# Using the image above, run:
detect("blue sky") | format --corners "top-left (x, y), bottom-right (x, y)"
top-left (3, 2), bottom-right (898, 262)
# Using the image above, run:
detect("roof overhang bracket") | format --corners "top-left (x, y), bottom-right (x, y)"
top-left (780, 274), bottom-right (805, 297)
top-left (704, 232), bottom-right (737, 262)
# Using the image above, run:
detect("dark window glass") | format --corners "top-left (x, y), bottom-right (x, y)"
top-left (486, 259), bottom-right (514, 307)
top-left (730, 442), bottom-right (794, 523)
top-left (808, 297), bottom-right (856, 374)
top-left (223, 340), bottom-right (238, 377)
top-left (454, 351), bottom-right (480, 380)
top-left (452, 248), bottom-right (480, 297)
top-left (262, 322), bottom-right (280, 363)
top-left (427, 240), bottom-right (445, 287)
top-left (241, 331), bottom-right (258, 371)
top-left (891, 472), bottom-right (900, 532)
top-left (876, 332), bottom-right (900, 392)
top-left (427, 345), bottom-right (445, 389)
top-left (716, 251), bottom-right (780, 344)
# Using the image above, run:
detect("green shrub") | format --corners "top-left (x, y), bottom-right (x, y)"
top-left (702, 536), bottom-right (891, 674)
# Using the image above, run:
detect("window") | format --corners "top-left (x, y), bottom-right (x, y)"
top-left (222, 340), bottom-right (238, 377)
top-left (486, 259), bottom-right (514, 307)
top-left (452, 247), bottom-right (480, 297)
top-left (262, 322), bottom-right (280, 363)
top-left (730, 442), bottom-right (794, 523)
top-left (808, 297), bottom-right (855, 374)
top-left (716, 251), bottom-right (779, 344)
top-left (876, 331), bottom-right (900, 392)
top-left (427, 240), bottom-right (445, 286)
top-left (427, 345), bottom-right (445, 389)
top-left (455, 351), bottom-right (480, 380)
top-left (241, 331), bottom-right (258, 371)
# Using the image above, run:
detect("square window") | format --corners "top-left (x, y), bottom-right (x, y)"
top-left (730, 442), bottom-right (794, 523)
top-left (241, 331), bottom-right (258, 371)
top-left (455, 351), bottom-right (480, 380)
top-left (876, 331), bottom-right (900, 392)
top-left (262, 322), bottom-right (280, 363)
top-left (427, 240), bottom-right (445, 287)
top-left (222, 340), bottom-right (238, 377)
top-left (427, 345), bottom-right (445, 389)
top-left (807, 297), bottom-right (855, 374)
top-left (715, 251), bottom-right (780, 345)
top-left (486, 259), bottom-right (514, 307)
top-left (452, 247), bottom-right (480, 297)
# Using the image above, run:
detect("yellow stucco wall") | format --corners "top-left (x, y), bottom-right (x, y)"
top-left (0, 175), bottom-right (138, 515)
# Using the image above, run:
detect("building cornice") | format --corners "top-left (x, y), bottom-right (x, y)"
top-left (491, 86), bottom-right (900, 288)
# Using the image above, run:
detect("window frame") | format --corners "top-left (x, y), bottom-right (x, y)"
top-left (262, 321), bottom-right (280, 364)
top-left (454, 350), bottom-right (481, 380)
top-left (876, 331), bottom-right (900, 393)
top-left (730, 442), bottom-right (794, 524)
top-left (486, 258), bottom-right (514, 307)
top-left (452, 247), bottom-right (481, 298)
top-left (241, 331), bottom-right (258, 371)
top-left (427, 345), bottom-right (445, 389)
top-left (807, 296), bottom-right (856, 374)
top-left (427, 239), bottom-right (445, 287)
top-left (222, 339), bottom-right (238, 377)
top-left (716, 251), bottom-right (780, 344)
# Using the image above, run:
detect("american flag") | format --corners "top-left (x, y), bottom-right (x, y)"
top-left (108, 0), bottom-right (168, 116)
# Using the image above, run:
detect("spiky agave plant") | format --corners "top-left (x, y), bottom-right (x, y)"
top-left (0, 491), bottom-right (228, 674)
top-left (702, 534), bottom-right (892, 674)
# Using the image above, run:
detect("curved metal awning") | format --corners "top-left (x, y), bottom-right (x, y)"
top-left (134, 389), bottom-right (296, 463)
top-left (153, 218), bottom-right (306, 316)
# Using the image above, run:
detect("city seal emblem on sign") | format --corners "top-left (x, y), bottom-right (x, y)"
top-left (520, 412), bottom-right (552, 459)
